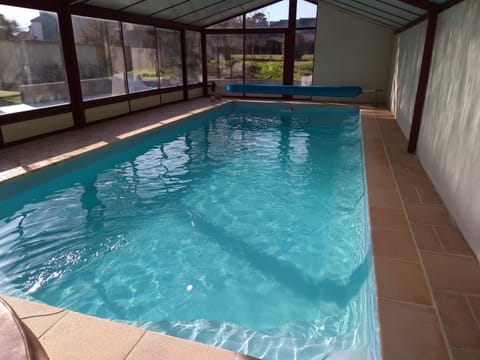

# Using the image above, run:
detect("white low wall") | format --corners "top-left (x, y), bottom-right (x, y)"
top-left (418, 0), bottom-right (480, 258)
top-left (1, 113), bottom-right (74, 143)
top-left (388, 0), bottom-right (480, 259)
top-left (388, 22), bottom-right (426, 138)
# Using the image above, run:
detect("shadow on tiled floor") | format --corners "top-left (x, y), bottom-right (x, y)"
top-left (363, 107), bottom-right (480, 360)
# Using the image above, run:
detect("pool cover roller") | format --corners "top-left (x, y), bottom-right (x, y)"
top-left (226, 84), bottom-right (363, 98)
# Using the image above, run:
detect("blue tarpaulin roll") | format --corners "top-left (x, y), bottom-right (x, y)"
top-left (226, 84), bottom-right (362, 98)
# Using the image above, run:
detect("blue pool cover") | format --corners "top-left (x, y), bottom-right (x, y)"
top-left (226, 84), bottom-right (363, 97)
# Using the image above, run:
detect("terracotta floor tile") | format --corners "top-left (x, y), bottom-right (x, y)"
top-left (40, 311), bottom-right (145, 360)
top-left (0, 158), bottom-right (18, 169)
top-left (366, 172), bottom-right (397, 190)
top-left (405, 204), bottom-right (455, 226)
top-left (374, 257), bottom-right (431, 305)
top-left (373, 110), bottom-right (395, 119)
top-left (361, 116), bottom-right (377, 127)
top-left (434, 291), bottom-right (480, 351)
top-left (362, 128), bottom-right (381, 140)
top-left (365, 161), bottom-right (392, 174)
top-left (436, 225), bottom-right (474, 256)
top-left (467, 296), bottom-right (480, 324)
top-left (382, 136), bottom-right (407, 146)
top-left (367, 187), bottom-right (402, 208)
top-left (385, 129), bottom-right (407, 139)
top-left (364, 139), bottom-right (385, 156)
top-left (374, 126), bottom-right (396, 133)
top-left (370, 206), bottom-right (409, 231)
top-left (421, 252), bottom-right (480, 294)
top-left (451, 349), bottom-right (480, 360)
top-left (378, 122), bottom-right (402, 134)
top-left (383, 132), bottom-right (407, 143)
top-left (126, 331), bottom-right (257, 360)
top-left (364, 153), bottom-right (389, 167)
top-left (388, 154), bottom-right (422, 169)
top-left (417, 187), bottom-right (443, 205)
top-left (394, 171), bottom-right (434, 188)
top-left (390, 161), bottom-right (425, 175)
top-left (1, 296), bottom-right (67, 337)
top-left (23, 312), bottom-right (68, 339)
top-left (0, 167), bottom-right (28, 182)
top-left (385, 142), bottom-right (408, 155)
top-left (397, 184), bottom-right (422, 204)
top-left (371, 229), bottom-right (418, 261)
top-left (411, 223), bottom-right (443, 252)
top-left (378, 127), bottom-right (401, 135)
top-left (378, 298), bottom-right (449, 360)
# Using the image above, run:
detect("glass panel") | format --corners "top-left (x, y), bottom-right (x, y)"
top-left (185, 31), bottom-right (202, 85)
top-left (207, 16), bottom-right (243, 29)
top-left (296, 0), bottom-right (317, 27)
top-left (0, 5), bottom-right (69, 114)
top-left (72, 16), bottom-right (126, 100)
top-left (245, 0), bottom-right (289, 28)
top-left (245, 34), bottom-right (284, 85)
top-left (122, 22), bottom-right (158, 93)
top-left (206, 34), bottom-right (243, 94)
top-left (157, 28), bottom-right (182, 88)
top-left (294, 30), bottom-right (315, 85)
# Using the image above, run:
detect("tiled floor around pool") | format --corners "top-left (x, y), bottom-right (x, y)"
top-left (1, 98), bottom-right (479, 359)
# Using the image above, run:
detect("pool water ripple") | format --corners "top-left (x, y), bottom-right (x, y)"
top-left (0, 103), bottom-right (378, 359)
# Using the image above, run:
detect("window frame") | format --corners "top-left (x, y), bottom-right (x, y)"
top-left (204, 0), bottom-right (317, 94)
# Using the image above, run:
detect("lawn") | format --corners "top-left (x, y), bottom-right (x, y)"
top-left (244, 59), bottom-right (313, 81)
top-left (0, 90), bottom-right (21, 106)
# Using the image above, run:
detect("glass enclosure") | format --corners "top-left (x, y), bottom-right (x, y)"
top-left (73, 17), bottom-right (187, 100)
top-left (73, 16), bottom-right (127, 100)
top-left (185, 31), bottom-right (203, 85)
top-left (0, 0), bottom-right (318, 120)
top-left (206, 34), bottom-right (243, 91)
top-left (157, 28), bottom-right (183, 88)
top-left (245, 34), bottom-right (285, 85)
top-left (206, 0), bottom-right (316, 91)
top-left (294, 30), bottom-right (315, 85)
top-left (0, 5), bottom-right (69, 114)
top-left (122, 22), bottom-right (158, 93)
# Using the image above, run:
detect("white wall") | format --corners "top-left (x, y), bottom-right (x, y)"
top-left (313, 3), bottom-right (394, 103)
top-left (388, 0), bottom-right (480, 259)
top-left (388, 21), bottom-right (426, 138)
top-left (417, 0), bottom-right (480, 259)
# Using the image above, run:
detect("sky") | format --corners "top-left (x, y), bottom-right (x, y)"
top-left (0, 0), bottom-right (318, 30)
top-left (297, 0), bottom-right (318, 19)
top-left (253, 0), bottom-right (317, 21)
top-left (0, 5), bottom-right (40, 31)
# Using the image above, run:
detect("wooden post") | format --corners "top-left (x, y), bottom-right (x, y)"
top-left (181, 30), bottom-right (189, 100)
top-left (283, 0), bottom-right (297, 86)
top-left (201, 31), bottom-right (208, 96)
top-left (408, 13), bottom-right (437, 153)
top-left (57, 4), bottom-right (86, 127)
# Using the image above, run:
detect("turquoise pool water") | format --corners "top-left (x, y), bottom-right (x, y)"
top-left (0, 102), bottom-right (378, 359)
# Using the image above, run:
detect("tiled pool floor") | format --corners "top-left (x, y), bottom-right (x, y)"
top-left (1, 98), bottom-right (479, 359)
